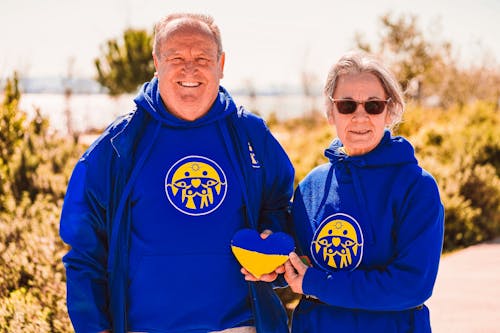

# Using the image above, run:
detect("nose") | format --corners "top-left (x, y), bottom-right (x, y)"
top-left (182, 60), bottom-right (197, 73)
top-left (352, 105), bottom-right (370, 120)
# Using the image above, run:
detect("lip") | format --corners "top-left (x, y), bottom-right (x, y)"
top-left (177, 81), bottom-right (201, 88)
top-left (349, 129), bottom-right (371, 135)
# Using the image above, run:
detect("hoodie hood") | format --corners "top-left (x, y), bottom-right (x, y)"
top-left (324, 130), bottom-right (417, 167)
top-left (320, 130), bottom-right (418, 245)
top-left (133, 77), bottom-right (237, 128)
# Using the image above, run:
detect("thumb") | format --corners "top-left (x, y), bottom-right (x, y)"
top-left (260, 229), bottom-right (272, 239)
top-left (289, 252), bottom-right (308, 275)
top-left (284, 259), bottom-right (295, 277)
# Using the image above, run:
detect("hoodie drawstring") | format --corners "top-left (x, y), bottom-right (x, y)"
top-left (312, 164), bottom-right (335, 224)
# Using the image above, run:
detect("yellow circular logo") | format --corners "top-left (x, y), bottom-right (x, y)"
top-left (165, 156), bottom-right (227, 216)
top-left (310, 213), bottom-right (363, 272)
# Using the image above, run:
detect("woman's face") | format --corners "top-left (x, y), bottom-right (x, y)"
top-left (329, 72), bottom-right (392, 156)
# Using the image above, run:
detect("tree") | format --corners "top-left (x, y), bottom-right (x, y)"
top-left (354, 12), bottom-right (500, 108)
top-left (95, 28), bottom-right (155, 96)
top-left (355, 12), bottom-right (449, 101)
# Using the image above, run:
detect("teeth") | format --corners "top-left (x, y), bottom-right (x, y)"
top-left (179, 81), bottom-right (200, 87)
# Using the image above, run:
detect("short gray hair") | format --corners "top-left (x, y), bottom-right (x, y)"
top-left (153, 13), bottom-right (223, 59)
top-left (324, 50), bottom-right (405, 129)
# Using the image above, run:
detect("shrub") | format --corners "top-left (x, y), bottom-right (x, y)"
top-left (0, 75), bottom-right (83, 332)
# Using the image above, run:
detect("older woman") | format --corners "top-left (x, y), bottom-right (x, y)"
top-left (284, 51), bottom-right (444, 332)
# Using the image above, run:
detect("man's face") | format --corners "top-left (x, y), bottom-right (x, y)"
top-left (153, 21), bottom-right (225, 121)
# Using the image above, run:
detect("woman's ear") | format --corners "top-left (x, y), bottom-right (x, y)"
top-left (385, 103), bottom-right (396, 127)
top-left (326, 109), bottom-right (335, 125)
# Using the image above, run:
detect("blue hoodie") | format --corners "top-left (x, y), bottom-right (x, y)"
top-left (60, 78), bottom-right (294, 333)
top-left (290, 131), bottom-right (444, 333)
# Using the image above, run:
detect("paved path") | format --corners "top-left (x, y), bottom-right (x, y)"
top-left (427, 238), bottom-right (500, 332)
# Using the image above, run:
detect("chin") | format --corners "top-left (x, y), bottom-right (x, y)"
top-left (346, 144), bottom-right (376, 156)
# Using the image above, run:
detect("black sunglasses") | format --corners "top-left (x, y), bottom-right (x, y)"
top-left (329, 96), bottom-right (391, 115)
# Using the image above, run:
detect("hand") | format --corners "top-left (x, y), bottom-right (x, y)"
top-left (240, 230), bottom-right (285, 282)
top-left (240, 266), bottom-right (284, 282)
top-left (284, 251), bottom-right (308, 294)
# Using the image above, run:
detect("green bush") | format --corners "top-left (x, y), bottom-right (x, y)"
top-left (0, 76), bottom-right (83, 332)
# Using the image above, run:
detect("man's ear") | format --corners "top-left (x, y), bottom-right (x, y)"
top-left (219, 52), bottom-right (226, 79)
top-left (153, 52), bottom-right (159, 71)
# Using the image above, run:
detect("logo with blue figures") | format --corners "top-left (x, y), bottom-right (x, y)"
top-left (310, 213), bottom-right (364, 272)
top-left (165, 155), bottom-right (227, 216)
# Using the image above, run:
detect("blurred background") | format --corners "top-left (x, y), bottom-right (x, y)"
top-left (0, 0), bottom-right (499, 332)
top-left (1, 0), bottom-right (499, 131)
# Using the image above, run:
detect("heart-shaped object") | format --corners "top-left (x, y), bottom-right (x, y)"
top-left (231, 228), bottom-right (295, 278)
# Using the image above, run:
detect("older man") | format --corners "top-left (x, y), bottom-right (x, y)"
top-left (60, 13), bottom-right (293, 333)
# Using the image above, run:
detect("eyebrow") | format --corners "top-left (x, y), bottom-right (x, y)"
top-left (163, 47), bottom-right (216, 55)
top-left (336, 96), bottom-right (386, 100)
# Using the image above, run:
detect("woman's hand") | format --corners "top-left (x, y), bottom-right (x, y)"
top-left (284, 251), bottom-right (308, 294)
top-left (240, 229), bottom-right (285, 282)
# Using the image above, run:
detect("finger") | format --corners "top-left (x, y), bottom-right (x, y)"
top-left (275, 264), bottom-right (285, 274)
top-left (289, 252), bottom-right (308, 274)
top-left (259, 272), bottom-right (278, 282)
top-left (244, 273), bottom-right (258, 282)
top-left (240, 267), bottom-right (250, 275)
top-left (284, 260), bottom-right (296, 278)
top-left (241, 267), bottom-right (258, 281)
top-left (260, 229), bottom-right (272, 239)
top-left (283, 260), bottom-right (297, 285)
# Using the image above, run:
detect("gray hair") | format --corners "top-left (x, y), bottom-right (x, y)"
top-left (324, 50), bottom-right (405, 129)
top-left (153, 13), bottom-right (223, 59)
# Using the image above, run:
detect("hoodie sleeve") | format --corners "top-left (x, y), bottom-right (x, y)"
top-left (300, 171), bottom-right (445, 311)
top-left (60, 159), bottom-right (111, 332)
top-left (258, 126), bottom-right (295, 234)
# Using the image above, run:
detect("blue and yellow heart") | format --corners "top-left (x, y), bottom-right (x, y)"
top-left (231, 228), bottom-right (295, 278)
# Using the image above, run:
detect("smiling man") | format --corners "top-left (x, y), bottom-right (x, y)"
top-left (152, 15), bottom-right (225, 121)
top-left (59, 13), bottom-right (294, 333)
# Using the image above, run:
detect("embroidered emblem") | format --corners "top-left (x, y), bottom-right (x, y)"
top-left (248, 142), bottom-right (261, 168)
top-left (165, 155), bottom-right (227, 216)
top-left (310, 213), bottom-right (363, 272)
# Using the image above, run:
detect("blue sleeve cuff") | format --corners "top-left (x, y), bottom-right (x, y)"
top-left (302, 266), bottom-right (332, 299)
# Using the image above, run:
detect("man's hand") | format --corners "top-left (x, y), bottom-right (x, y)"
top-left (284, 251), bottom-right (308, 294)
top-left (240, 265), bottom-right (285, 282)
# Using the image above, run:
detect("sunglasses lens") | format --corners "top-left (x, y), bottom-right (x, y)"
top-left (336, 101), bottom-right (357, 114)
top-left (333, 99), bottom-right (388, 114)
top-left (364, 101), bottom-right (385, 114)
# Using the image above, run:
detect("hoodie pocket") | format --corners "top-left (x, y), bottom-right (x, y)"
top-left (127, 253), bottom-right (251, 331)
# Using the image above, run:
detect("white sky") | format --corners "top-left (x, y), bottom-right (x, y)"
top-left (1, 0), bottom-right (499, 90)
